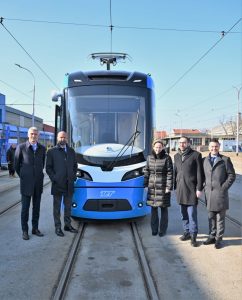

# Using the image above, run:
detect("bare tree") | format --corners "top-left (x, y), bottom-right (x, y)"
top-left (219, 115), bottom-right (228, 135)
top-left (228, 117), bottom-right (236, 136)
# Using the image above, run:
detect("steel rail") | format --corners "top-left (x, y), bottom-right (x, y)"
top-left (199, 198), bottom-right (241, 228)
top-left (51, 222), bottom-right (86, 300)
top-left (0, 180), bottom-right (50, 217)
top-left (130, 222), bottom-right (160, 300)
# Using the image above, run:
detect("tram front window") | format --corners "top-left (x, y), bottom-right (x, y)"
top-left (67, 93), bottom-right (145, 155)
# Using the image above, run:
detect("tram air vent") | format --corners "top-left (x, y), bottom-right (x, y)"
top-left (88, 75), bottom-right (128, 81)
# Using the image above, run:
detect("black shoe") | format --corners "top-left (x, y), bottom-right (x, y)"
top-left (64, 225), bottom-right (78, 233)
top-left (159, 232), bottom-right (166, 237)
top-left (32, 229), bottom-right (44, 237)
top-left (179, 232), bottom-right (191, 241)
top-left (152, 231), bottom-right (158, 236)
top-left (55, 228), bottom-right (64, 237)
top-left (22, 231), bottom-right (29, 240)
top-left (191, 235), bottom-right (198, 247)
top-left (215, 240), bottom-right (222, 249)
top-left (203, 237), bottom-right (216, 245)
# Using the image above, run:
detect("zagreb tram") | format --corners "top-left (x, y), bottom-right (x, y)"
top-left (52, 53), bottom-right (155, 219)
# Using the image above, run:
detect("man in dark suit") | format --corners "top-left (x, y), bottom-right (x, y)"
top-left (174, 136), bottom-right (204, 247)
top-left (203, 138), bottom-right (235, 249)
top-left (15, 127), bottom-right (46, 240)
top-left (46, 131), bottom-right (78, 237)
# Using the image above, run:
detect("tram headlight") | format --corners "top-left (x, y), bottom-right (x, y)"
top-left (76, 169), bottom-right (93, 181)
top-left (121, 167), bottom-right (144, 181)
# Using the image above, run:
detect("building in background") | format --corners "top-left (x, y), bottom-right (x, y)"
top-left (163, 129), bottom-right (209, 151)
top-left (156, 125), bottom-right (242, 153)
top-left (154, 130), bottom-right (168, 139)
top-left (0, 93), bottom-right (54, 165)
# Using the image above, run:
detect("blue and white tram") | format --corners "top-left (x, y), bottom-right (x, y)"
top-left (53, 68), bottom-right (155, 219)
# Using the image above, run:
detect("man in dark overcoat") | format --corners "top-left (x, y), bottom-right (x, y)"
top-left (15, 127), bottom-right (46, 240)
top-left (46, 131), bottom-right (78, 237)
top-left (6, 143), bottom-right (17, 177)
top-left (174, 136), bottom-right (204, 247)
top-left (203, 138), bottom-right (235, 249)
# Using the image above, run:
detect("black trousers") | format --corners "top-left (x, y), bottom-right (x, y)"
top-left (53, 194), bottom-right (72, 229)
top-left (21, 193), bottom-right (41, 232)
top-left (151, 207), bottom-right (168, 234)
top-left (8, 163), bottom-right (15, 176)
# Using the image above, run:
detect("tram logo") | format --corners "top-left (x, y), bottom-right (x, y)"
top-left (100, 191), bottom-right (116, 198)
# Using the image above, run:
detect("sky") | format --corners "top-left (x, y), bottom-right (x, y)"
top-left (0, 0), bottom-right (241, 133)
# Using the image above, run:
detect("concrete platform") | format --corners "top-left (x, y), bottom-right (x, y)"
top-left (137, 195), bottom-right (242, 300)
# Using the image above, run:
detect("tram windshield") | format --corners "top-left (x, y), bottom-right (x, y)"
top-left (67, 86), bottom-right (146, 157)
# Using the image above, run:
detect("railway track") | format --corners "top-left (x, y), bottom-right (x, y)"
top-left (52, 221), bottom-right (160, 300)
top-left (199, 198), bottom-right (242, 228)
top-left (52, 222), bottom-right (87, 300)
top-left (0, 180), bottom-right (50, 217)
top-left (130, 222), bottom-right (159, 300)
top-left (0, 200), bottom-right (21, 217)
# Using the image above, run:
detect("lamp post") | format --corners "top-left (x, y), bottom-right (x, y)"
top-left (233, 86), bottom-right (242, 156)
top-left (15, 64), bottom-right (35, 127)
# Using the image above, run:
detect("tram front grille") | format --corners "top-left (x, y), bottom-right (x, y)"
top-left (83, 199), bottom-right (132, 211)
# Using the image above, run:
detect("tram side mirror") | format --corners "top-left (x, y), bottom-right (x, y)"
top-left (51, 91), bottom-right (63, 102)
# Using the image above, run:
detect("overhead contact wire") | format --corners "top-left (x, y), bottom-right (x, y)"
top-left (3, 17), bottom-right (241, 34)
top-left (0, 18), bottom-right (59, 89)
top-left (159, 18), bottom-right (242, 98)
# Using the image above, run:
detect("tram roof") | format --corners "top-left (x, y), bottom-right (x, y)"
top-left (64, 70), bottom-right (154, 89)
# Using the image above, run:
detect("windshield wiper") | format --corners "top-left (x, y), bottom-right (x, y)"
top-left (105, 130), bottom-right (141, 171)
top-left (130, 109), bottom-right (140, 157)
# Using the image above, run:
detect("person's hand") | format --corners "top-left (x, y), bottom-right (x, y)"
top-left (196, 190), bottom-right (202, 198)
top-left (165, 188), bottom-right (170, 193)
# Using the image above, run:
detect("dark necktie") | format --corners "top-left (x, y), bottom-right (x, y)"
top-left (210, 157), bottom-right (216, 166)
